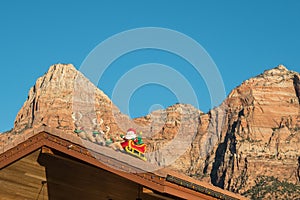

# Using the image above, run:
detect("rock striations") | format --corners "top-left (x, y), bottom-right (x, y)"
top-left (178, 65), bottom-right (300, 198)
top-left (2, 63), bottom-right (300, 199)
top-left (13, 64), bottom-right (132, 137)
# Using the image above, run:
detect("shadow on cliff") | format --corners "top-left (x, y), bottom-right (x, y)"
top-left (293, 75), bottom-right (300, 103)
top-left (210, 112), bottom-right (240, 189)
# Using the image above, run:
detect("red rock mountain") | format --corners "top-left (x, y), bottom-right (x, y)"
top-left (3, 64), bottom-right (300, 199)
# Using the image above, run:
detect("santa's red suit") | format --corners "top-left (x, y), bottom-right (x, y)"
top-left (121, 128), bottom-right (138, 147)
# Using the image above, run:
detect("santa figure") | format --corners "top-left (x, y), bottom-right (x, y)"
top-left (123, 128), bottom-right (138, 143)
top-left (120, 128), bottom-right (147, 161)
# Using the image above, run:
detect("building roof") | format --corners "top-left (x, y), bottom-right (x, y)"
top-left (0, 126), bottom-right (247, 200)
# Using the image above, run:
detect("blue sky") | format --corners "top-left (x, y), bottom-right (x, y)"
top-left (0, 1), bottom-right (299, 132)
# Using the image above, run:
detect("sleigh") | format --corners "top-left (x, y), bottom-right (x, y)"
top-left (121, 140), bottom-right (147, 161)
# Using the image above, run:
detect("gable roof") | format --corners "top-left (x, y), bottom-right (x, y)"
top-left (0, 126), bottom-right (246, 200)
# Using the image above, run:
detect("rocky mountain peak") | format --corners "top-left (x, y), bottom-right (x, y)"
top-left (4, 63), bottom-right (300, 199)
top-left (261, 64), bottom-right (293, 77)
top-left (264, 64), bottom-right (288, 74)
top-left (276, 64), bottom-right (288, 71)
top-left (200, 65), bottom-right (300, 197)
top-left (13, 63), bottom-right (114, 133)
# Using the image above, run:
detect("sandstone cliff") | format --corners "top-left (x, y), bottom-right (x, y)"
top-left (13, 64), bottom-right (134, 139)
top-left (171, 65), bottom-right (300, 199)
top-left (2, 64), bottom-right (299, 199)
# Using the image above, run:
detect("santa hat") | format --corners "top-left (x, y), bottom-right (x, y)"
top-left (127, 128), bottom-right (136, 134)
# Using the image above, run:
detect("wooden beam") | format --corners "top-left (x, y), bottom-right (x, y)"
top-left (0, 133), bottom-right (45, 169)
